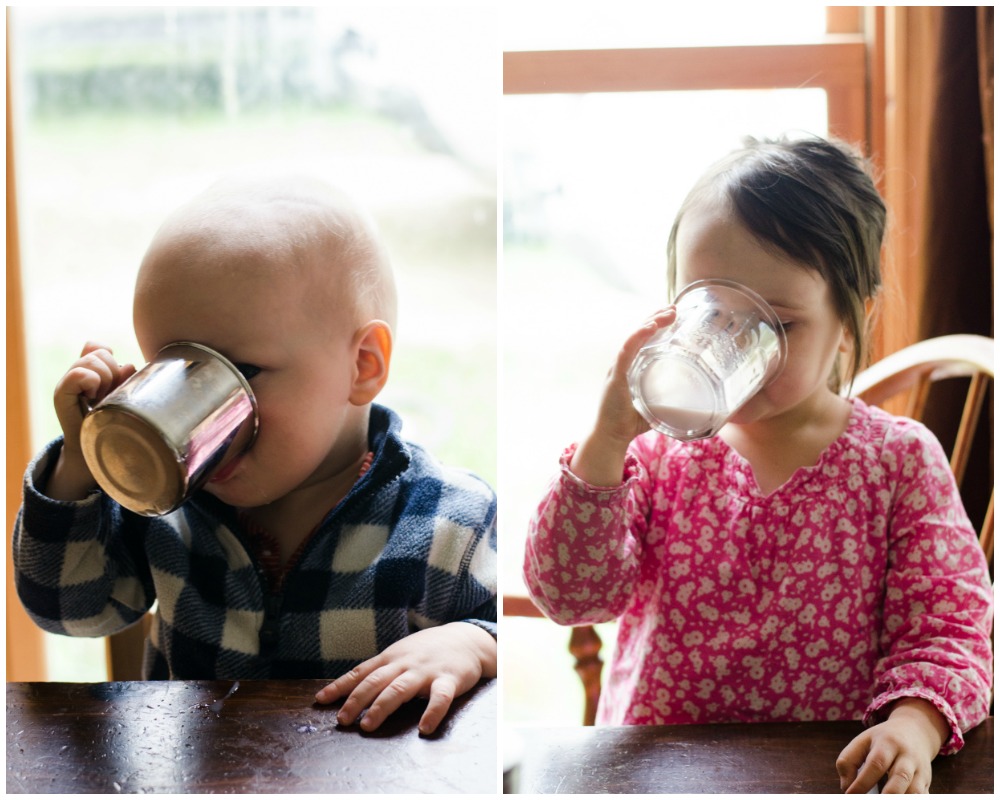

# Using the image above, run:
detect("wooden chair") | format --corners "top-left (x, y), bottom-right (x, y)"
top-left (504, 334), bottom-right (994, 725)
top-left (503, 594), bottom-right (605, 725)
top-left (848, 334), bottom-right (994, 562)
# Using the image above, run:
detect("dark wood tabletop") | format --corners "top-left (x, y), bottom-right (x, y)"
top-left (508, 717), bottom-right (993, 794)
top-left (7, 678), bottom-right (497, 794)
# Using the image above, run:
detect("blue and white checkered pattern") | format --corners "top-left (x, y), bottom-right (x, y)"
top-left (14, 405), bottom-right (497, 680)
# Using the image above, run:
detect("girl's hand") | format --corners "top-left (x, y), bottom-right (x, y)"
top-left (315, 622), bottom-right (497, 735)
top-left (836, 698), bottom-right (950, 793)
top-left (569, 307), bottom-right (676, 487)
top-left (48, 342), bottom-right (136, 501)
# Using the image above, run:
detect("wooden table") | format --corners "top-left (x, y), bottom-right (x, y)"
top-left (7, 678), bottom-right (496, 794)
top-left (508, 717), bottom-right (993, 794)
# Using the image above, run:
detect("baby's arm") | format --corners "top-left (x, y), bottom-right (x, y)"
top-left (48, 341), bottom-right (136, 501)
top-left (314, 622), bottom-right (497, 734)
top-left (13, 341), bottom-right (151, 637)
top-left (314, 468), bottom-right (497, 734)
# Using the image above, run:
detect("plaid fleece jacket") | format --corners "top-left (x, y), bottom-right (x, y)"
top-left (13, 405), bottom-right (497, 679)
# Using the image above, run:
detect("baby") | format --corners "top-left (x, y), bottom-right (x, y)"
top-left (13, 176), bottom-right (497, 735)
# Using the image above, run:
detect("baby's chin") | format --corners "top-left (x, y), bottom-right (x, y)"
top-left (201, 470), bottom-right (273, 509)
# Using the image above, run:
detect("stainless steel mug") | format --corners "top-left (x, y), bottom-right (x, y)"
top-left (79, 342), bottom-right (259, 516)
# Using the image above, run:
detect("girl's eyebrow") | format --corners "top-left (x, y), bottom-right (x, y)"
top-left (766, 299), bottom-right (804, 312)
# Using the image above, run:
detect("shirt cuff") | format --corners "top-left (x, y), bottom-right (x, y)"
top-left (865, 688), bottom-right (964, 755)
top-left (461, 618), bottom-right (497, 638)
top-left (558, 443), bottom-right (641, 499)
top-left (24, 439), bottom-right (104, 509)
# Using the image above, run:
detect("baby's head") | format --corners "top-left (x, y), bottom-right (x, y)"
top-left (132, 175), bottom-right (397, 508)
top-left (135, 174), bottom-right (396, 346)
top-left (666, 135), bottom-right (885, 389)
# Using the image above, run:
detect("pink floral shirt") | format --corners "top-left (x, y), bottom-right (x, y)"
top-left (523, 400), bottom-right (992, 754)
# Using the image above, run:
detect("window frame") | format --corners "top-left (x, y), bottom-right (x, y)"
top-left (504, 38), bottom-right (868, 150)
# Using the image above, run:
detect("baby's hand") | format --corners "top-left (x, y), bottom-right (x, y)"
top-left (315, 622), bottom-right (497, 735)
top-left (48, 342), bottom-right (136, 501)
top-left (836, 698), bottom-right (950, 793)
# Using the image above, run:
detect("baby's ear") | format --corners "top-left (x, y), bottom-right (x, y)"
top-left (349, 320), bottom-right (392, 405)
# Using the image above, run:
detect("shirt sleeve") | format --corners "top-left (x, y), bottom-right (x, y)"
top-left (522, 442), bottom-right (652, 626)
top-left (865, 419), bottom-right (994, 755)
top-left (413, 471), bottom-right (498, 639)
top-left (12, 439), bottom-right (156, 638)
top-left (459, 508), bottom-right (498, 639)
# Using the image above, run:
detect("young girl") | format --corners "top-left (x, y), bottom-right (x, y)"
top-left (522, 136), bottom-right (992, 794)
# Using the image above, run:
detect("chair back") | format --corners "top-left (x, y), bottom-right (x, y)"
top-left (849, 334), bottom-right (994, 562)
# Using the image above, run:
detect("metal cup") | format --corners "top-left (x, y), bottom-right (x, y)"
top-left (79, 342), bottom-right (259, 516)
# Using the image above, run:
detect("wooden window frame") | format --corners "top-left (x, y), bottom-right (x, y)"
top-left (7, 15), bottom-right (48, 681)
top-left (504, 39), bottom-right (868, 154)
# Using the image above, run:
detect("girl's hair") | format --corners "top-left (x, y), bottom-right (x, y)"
top-left (666, 135), bottom-right (886, 390)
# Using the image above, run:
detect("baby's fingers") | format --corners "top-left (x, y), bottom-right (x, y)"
top-left (54, 355), bottom-right (114, 443)
top-left (416, 675), bottom-right (458, 735)
top-left (56, 356), bottom-right (110, 405)
top-left (57, 345), bottom-right (134, 405)
top-left (353, 669), bottom-right (428, 732)
top-left (315, 657), bottom-right (381, 704)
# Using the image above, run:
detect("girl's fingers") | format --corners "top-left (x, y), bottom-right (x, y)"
top-left (880, 756), bottom-right (927, 794)
top-left (616, 323), bottom-right (659, 376)
top-left (616, 308), bottom-right (677, 372)
top-left (640, 306), bottom-right (677, 332)
top-left (836, 735), bottom-right (873, 793)
top-left (847, 748), bottom-right (896, 794)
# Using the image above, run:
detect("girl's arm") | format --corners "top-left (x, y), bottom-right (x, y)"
top-left (522, 443), bottom-right (652, 625)
top-left (867, 419), bottom-right (992, 749)
top-left (522, 310), bottom-right (675, 625)
top-left (838, 418), bottom-right (990, 793)
top-left (569, 309), bottom-right (676, 486)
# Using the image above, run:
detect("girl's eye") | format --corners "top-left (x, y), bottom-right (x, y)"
top-left (234, 363), bottom-right (262, 381)
top-left (778, 321), bottom-right (794, 332)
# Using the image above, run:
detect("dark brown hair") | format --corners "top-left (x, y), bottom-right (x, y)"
top-left (666, 135), bottom-right (886, 390)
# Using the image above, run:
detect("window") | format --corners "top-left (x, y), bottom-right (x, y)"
top-left (502, 3), bottom-right (827, 50)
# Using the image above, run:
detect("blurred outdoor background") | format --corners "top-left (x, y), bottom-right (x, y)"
top-left (501, 4), bottom-right (831, 725)
top-left (8, 4), bottom-right (497, 681)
